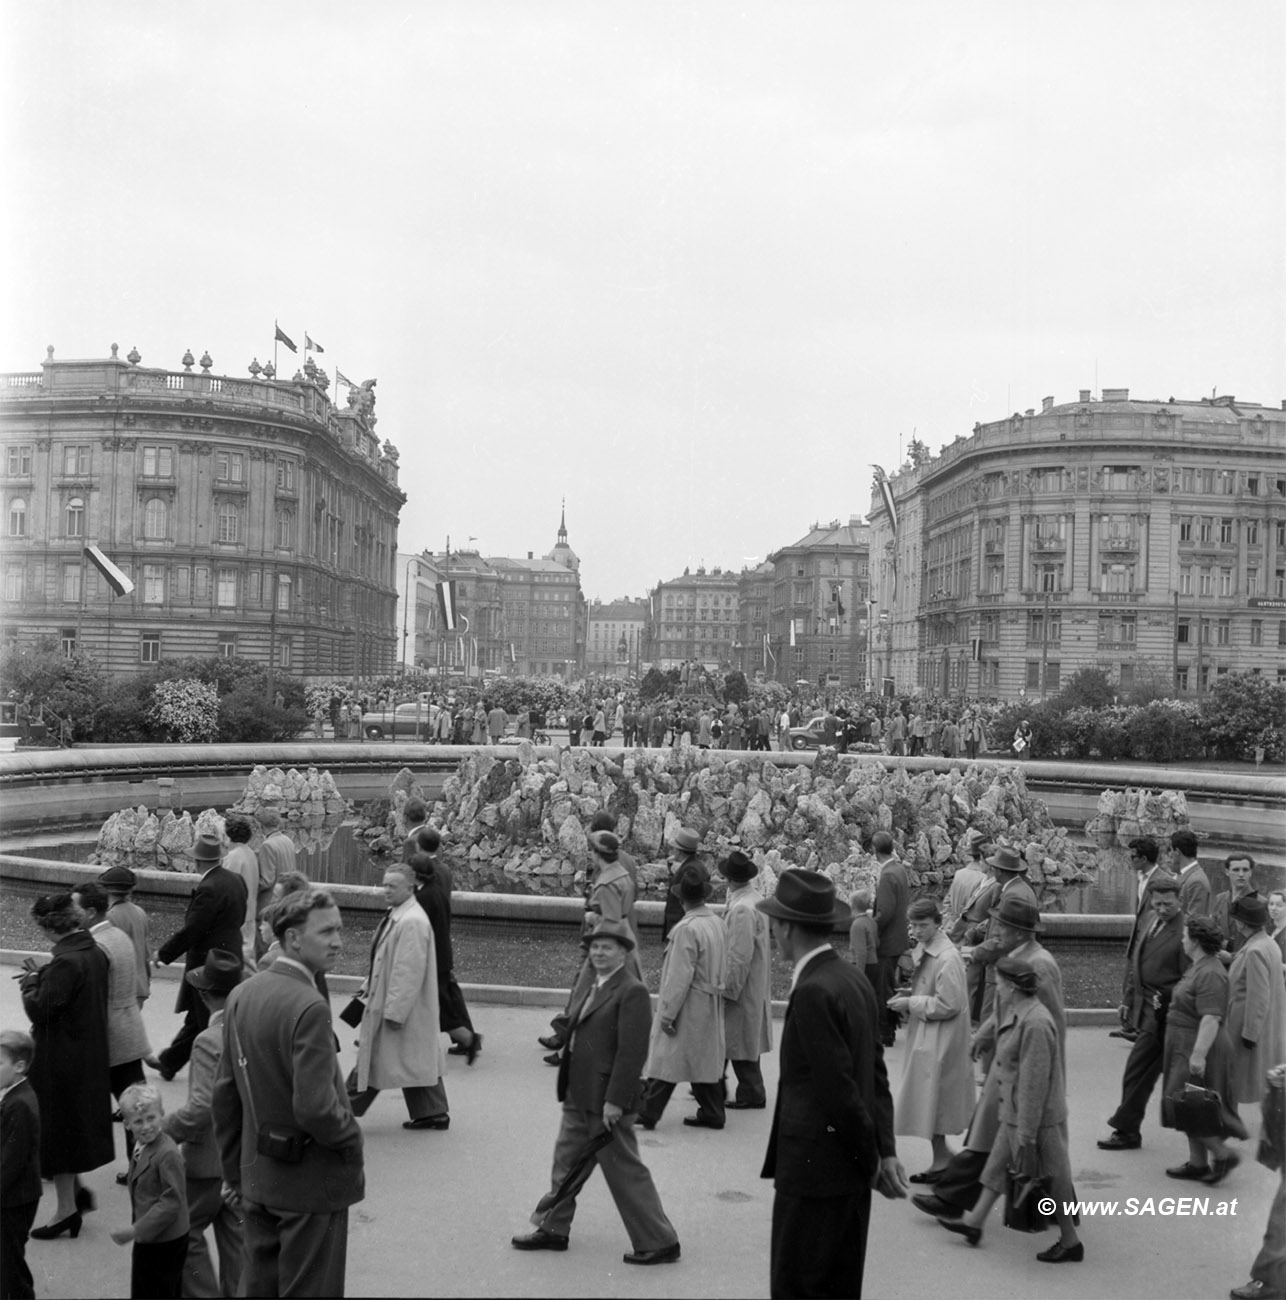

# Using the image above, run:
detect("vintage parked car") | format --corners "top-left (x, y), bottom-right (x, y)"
top-left (361, 701), bottom-right (440, 741)
top-left (788, 716), bottom-right (831, 750)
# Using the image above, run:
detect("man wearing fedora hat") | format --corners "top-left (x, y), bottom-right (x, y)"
top-left (961, 845), bottom-right (1037, 1027)
top-left (912, 894), bottom-right (1064, 1224)
top-left (101, 865), bottom-right (152, 1009)
top-left (662, 828), bottom-right (706, 943)
top-left (719, 850), bottom-right (772, 1110)
top-left (163, 950), bottom-right (244, 1299)
top-left (151, 833), bottom-right (247, 1082)
top-left (513, 919), bottom-right (680, 1265)
top-left (637, 865), bottom-right (728, 1132)
top-left (756, 868), bottom-right (907, 1298)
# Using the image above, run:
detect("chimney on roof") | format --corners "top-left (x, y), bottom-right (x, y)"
top-left (1079, 389), bottom-right (1092, 403)
top-left (1101, 387), bottom-right (1129, 402)
top-left (527, 551), bottom-right (533, 559)
top-left (1025, 408), bottom-right (1035, 417)
top-left (1042, 396), bottom-right (1054, 412)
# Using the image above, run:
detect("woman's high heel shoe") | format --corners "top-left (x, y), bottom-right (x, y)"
top-left (30, 1212), bottom-right (82, 1240)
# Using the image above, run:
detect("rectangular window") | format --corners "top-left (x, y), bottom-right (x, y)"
top-left (1279, 622), bottom-right (1286, 649)
top-left (1250, 620), bottom-right (1263, 646)
top-left (1221, 471), bottom-right (1236, 495)
top-left (276, 513), bottom-right (293, 549)
top-left (215, 451), bottom-right (244, 482)
top-left (1176, 618), bottom-right (1191, 645)
top-left (4, 565), bottom-right (23, 601)
top-left (1247, 476), bottom-right (1259, 496)
top-left (60, 629), bottom-right (76, 657)
top-left (6, 446), bottom-right (32, 476)
top-left (174, 567), bottom-right (190, 600)
top-left (141, 446), bottom-right (173, 477)
top-left (194, 567), bottom-right (209, 599)
top-left (217, 634), bottom-right (237, 658)
top-left (140, 633), bottom-right (160, 664)
top-left (1199, 519), bottom-right (1213, 543)
top-left (1175, 665), bottom-right (1189, 691)
top-left (1121, 615), bottom-right (1136, 643)
top-left (1180, 468), bottom-right (1194, 493)
top-left (275, 459), bottom-right (295, 490)
top-left (1200, 618), bottom-right (1211, 645)
top-left (1276, 521), bottom-right (1286, 547)
top-left (1219, 519), bottom-right (1234, 544)
top-left (1248, 570), bottom-right (1259, 597)
top-left (216, 568), bottom-right (236, 608)
top-left (1101, 613), bottom-right (1117, 643)
top-left (143, 564), bottom-right (164, 605)
top-left (1199, 569), bottom-right (1213, 597)
top-left (1215, 618), bottom-right (1231, 646)
top-left (278, 636), bottom-right (292, 669)
top-left (1101, 563), bottom-right (1135, 594)
top-left (62, 445), bottom-right (90, 476)
top-left (249, 570), bottom-right (262, 604)
top-left (276, 575), bottom-right (291, 612)
top-left (1219, 568), bottom-right (1233, 597)
top-left (1179, 519), bottom-right (1192, 542)
top-left (1179, 566), bottom-right (1192, 595)
top-left (1276, 570), bottom-right (1286, 599)
top-left (1026, 661), bottom-right (1041, 690)
top-left (217, 504), bottom-right (239, 544)
top-left (1199, 664), bottom-right (1211, 691)
top-left (1246, 521), bottom-right (1259, 545)
top-left (62, 563), bottom-right (80, 603)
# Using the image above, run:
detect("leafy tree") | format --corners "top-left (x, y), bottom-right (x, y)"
top-left (146, 679), bottom-right (220, 743)
top-left (1054, 667), bottom-right (1116, 712)
top-left (638, 667), bottom-right (676, 702)
top-left (1199, 672), bottom-right (1286, 762)
top-left (0, 639), bottom-right (111, 741)
top-left (217, 685), bottom-right (307, 742)
top-left (723, 669), bottom-right (749, 706)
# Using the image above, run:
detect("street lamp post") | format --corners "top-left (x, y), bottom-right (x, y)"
top-left (401, 559), bottom-right (420, 674)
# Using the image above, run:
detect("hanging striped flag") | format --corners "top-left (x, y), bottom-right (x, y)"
top-left (336, 369), bottom-right (354, 388)
top-left (83, 545), bottom-right (133, 596)
top-left (789, 618), bottom-right (796, 648)
top-left (437, 580), bottom-right (458, 631)
top-left (510, 642), bottom-right (517, 664)
top-left (305, 334), bottom-right (325, 354)
top-left (274, 324), bottom-right (298, 353)
top-left (872, 465), bottom-right (898, 536)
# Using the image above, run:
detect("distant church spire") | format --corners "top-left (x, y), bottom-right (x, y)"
top-left (545, 497), bottom-right (579, 573)
top-left (558, 497), bottom-right (567, 545)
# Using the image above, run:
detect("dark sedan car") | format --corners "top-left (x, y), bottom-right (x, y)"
top-left (787, 715), bottom-right (832, 750)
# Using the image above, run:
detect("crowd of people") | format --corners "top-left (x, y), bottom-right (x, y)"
top-left (5, 798), bottom-right (1283, 1297)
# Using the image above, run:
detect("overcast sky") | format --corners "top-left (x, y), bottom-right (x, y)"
top-left (3, 2), bottom-right (1282, 601)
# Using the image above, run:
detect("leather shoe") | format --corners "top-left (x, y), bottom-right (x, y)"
top-left (912, 1193), bottom-right (959, 1219)
top-left (543, 1052), bottom-right (562, 1067)
top-left (403, 1116), bottom-right (449, 1131)
top-left (1108, 1028), bottom-right (1139, 1041)
top-left (447, 1044), bottom-right (468, 1056)
top-left (624, 1241), bottom-right (680, 1265)
top-left (682, 1115), bottom-right (724, 1130)
top-left (1230, 1282), bottom-right (1277, 1299)
top-left (1203, 1152), bottom-right (1240, 1186)
top-left (636, 1117), bottom-right (657, 1131)
top-left (466, 1032), bottom-right (483, 1066)
top-left (511, 1228), bottom-right (568, 1252)
top-left (938, 1216), bottom-right (981, 1245)
top-left (1165, 1161), bottom-right (1210, 1180)
top-left (1097, 1130), bottom-right (1141, 1150)
top-left (1037, 1240), bottom-right (1084, 1263)
top-left (725, 1100), bottom-right (766, 1110)
top-left (909, 1169), bottom-right (945, 1184)
top-left (537, 1035), bottom-right (564, 1051)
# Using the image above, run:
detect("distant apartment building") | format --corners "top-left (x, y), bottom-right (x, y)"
top-left (646, 566), bottom-right (741, 671)
top-left (1, 343), bottom-right (404, 678)
top-left (867, 389), bottom-right (1286, 699)
top-left (586, 597), bottom-right (647, 675)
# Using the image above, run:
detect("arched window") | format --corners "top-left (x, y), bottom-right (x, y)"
top-left (7, 498), bottom-right (26, 537)
top-left (217, 502), bottom-right (239, 544)
top-left (144, 497), bottom-right (168, 540)
top-left (65, 497), bottom-right (84, 537)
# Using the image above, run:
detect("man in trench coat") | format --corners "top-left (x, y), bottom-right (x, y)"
top-left (719, 850), bottom-right (773, 1109)
top-left (348, 863), bottom-right (448, 1129)
top-left (638, 866), bottom-right (728, 1130)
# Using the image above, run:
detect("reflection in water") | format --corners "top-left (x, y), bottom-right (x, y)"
top-left (28, 826), bottom-right (1281, 913)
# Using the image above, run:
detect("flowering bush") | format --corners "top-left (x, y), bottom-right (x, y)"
top-left (146, 679), bottom-right (219, 743)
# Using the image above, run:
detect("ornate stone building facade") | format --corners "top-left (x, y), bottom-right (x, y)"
top-left (867, 390), bottom-right (1286, 699)
top-left (586, 597), bottom-right (647, 675)
top-left (1, 345), bottom-right (405, 678)
top-left (646, 566), bottom-right (741, 672)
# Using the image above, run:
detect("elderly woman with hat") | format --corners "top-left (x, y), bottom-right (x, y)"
top-left (938, 955), bottom-right (1082, 1263)
top-left (1160, 914), bottom-right (1248, 1185)
top-left (100, 865), bottom-right (151, 1008)
top-left (586, 830), bottom-right (640, 976)
top-left (637, 864), bottom-right (728, 1132)
top-left (718, 851), bottom-right (772, 1110)
top-left (21, 894), bottom-right (115, 1239)
top-left (1225, 894), bottom-right (1286, 1109)
top-left (887, 897), bottom-right (975, 1179)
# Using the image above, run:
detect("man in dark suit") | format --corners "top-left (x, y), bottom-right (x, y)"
top-left (212, 889), bottom-right (364, 1298)
top-left (152, 833), bottom-right (247, 1080)
top-left (757, 870), bottom-right (908, 1299)
top-left (513, 920), bottom-right (680, 1266)
top-left (961, 846), bottom-right (1037, 1027)
top-left (1100, 873), bottom-right (1190, 1151)
top-left (1170, 828), bottom-right (1211, 917)
top-left (1111, 836), bottom-right (1163, 1042)
top-left (871, 831), bottom-right (910, 1047)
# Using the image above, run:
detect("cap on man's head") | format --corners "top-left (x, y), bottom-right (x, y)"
top-left (98, 865), bottom-right (137, 891)
top-left (671, 828), bottom-right (700, 855)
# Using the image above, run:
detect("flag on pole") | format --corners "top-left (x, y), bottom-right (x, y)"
top-left (789, 618), bottom-right (796, 648)
top-left (437, 579), bottom-right (458, 631)
top-left (274, 324), bottom-right (298, 353)
top-left (305, 333), bottom-right (325, 353)
top-left (510, 642), bottom-right (517, 665)
top-left (766, 633), bottom-right (777, 668)
top-left (872, 465), bottom-right (898, 536)
top-left (336, 368), bottom-right (354, 388)
top-left (84, 544), bottom-right (133, 596)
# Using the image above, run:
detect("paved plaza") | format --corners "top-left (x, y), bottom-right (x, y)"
top-left (0, 960), bottom-right (1274, 1299)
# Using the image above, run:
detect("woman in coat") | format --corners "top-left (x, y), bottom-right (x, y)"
top-left (21, 893), bottom-right (115, 1238)
top-left (1160, 915), bottom-right (1248, 1184)
top-left (1225, 895), bottom-right (1286, 1107)
top-left (888, 897), bottom-right (974, 1176)
top-left (585, 831), bottom-right (641, 977)
top-left (936, 956), bottom-right (1083, 1263)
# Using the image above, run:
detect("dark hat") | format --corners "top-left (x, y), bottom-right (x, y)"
top-left (672, 863), bottom-right (713, 902)
top-left (586, 918), bottom-right (635, 951)
top-left (671, 828), bottom-right (700, 855)
top-left (192, 832), bottom-right (223, 863)
top-left (588, 830), bottom-right (620, 862)
top-left (988, 895), bottom-right (1043, 932)
top-left (986, 846), bottom-right (1027, 875)
top-left (185, 949), bottom-right (243, 993)
top-left (1148, 872), bottom-right (1181, 895)
top-left (719, 849), bottom-right (758, 883)
top-left (995, 955), bottom-right (1040, 994)
top-left (1231, 894), bottom-right (1269, 927)
top-left (757, 869), bottom-right (851, 928)
top-left (97, 865), bottom-right (137, 890)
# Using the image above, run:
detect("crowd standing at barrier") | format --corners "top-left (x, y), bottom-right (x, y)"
top-left (4, 803), bottom-right (1284, 1299)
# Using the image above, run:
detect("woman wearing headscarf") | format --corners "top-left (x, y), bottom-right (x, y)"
top-left (887, 897), bottom-right (975, 1179)
top-left (1225, 895), bottom-right (1286, 1109)
top-left (936, 956), bottom-right (1082, 1263)
top-left (21, 894), bottom-right (115, 1239)
top-left (1160, 915), bottom-right (1248, 1185)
